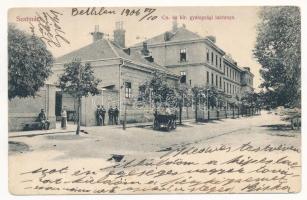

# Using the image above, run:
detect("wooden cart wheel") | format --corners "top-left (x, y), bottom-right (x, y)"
top-left (167, 123), bottom-right (171, 131)
top-left (153, 119), bottom-right (159, 130)
top-left (173, 121), bottom-right (177, 129)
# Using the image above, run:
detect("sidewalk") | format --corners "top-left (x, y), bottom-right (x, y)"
top-left (9, 122), bottom-right (77, 138)
top-left (8, 119), bottom-right (195, 138)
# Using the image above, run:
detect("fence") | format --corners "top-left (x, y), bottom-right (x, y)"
top-left (193, 106), bottom-right (261, 122)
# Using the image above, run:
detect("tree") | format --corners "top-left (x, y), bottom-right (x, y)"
top-left (254, 7), bottom-right (301, 108)
top-left (139, 71), bottom-right (176, 114)
top-left (8, 24), bottom-right (54, 100)
top-left (191, 86), bottom-right (206, 122)
top-left (241, 91), bottom-right (261, 115)
top-left (59, 59), bottom-right (101, 135)
top-left (175, 84), bottom-right (190, 125)
top-left (207, 86), bottom-right (219, 108)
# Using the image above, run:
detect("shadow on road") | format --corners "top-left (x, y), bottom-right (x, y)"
top-left (46, 134), bottom-right (88, 140)
top-left (260, 124), bottom-right (293, 132)
top-left (9, 141), bottom-right (30, 153)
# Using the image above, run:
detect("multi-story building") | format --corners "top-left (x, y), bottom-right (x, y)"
top-left (130, 21), bottom-right (254, 102)
top-left (8, 23), bottom-right (178, 131)
top-left (8, 21), bottom-right (254, 131)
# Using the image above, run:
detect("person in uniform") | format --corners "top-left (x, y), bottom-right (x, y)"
top-left (96, 105), bottom-right (102, 126)
top-left (108, 106), bottom-right (114, 125)
top-left (38, 109), bottom-right (50, 130)
top-left (114, 106), bottom-right (119, 125)
top-left (100, 106), bottom-right (106, 126)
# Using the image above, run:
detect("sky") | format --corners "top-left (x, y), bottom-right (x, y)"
top-left (8, 6), bottom-right (262, 90)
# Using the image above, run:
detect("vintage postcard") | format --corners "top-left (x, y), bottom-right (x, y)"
top-left (7, 6), bottom-right (301, 195)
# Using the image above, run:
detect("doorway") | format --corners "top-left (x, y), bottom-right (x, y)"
top-left (55, 91), bottom-right (62, 121)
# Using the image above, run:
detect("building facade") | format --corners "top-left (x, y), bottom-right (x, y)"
top-left (130, 22), bottom-right (254, 104)
top-left (49, 23), bottom-right (178, 127)
top-left (8, 21), bottom-right (254, 131)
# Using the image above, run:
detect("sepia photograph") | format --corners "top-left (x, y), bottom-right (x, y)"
top-left (6, 5), bottom-right (301, 195)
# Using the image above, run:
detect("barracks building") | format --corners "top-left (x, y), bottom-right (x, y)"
top-left (8, 21), bottom-right (254, 131)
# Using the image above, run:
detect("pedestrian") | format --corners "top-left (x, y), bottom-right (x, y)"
top-left (38, 108), bottom-right (50, 130)
top-left (61, 107), bottom-right (67, 129)
top-left (96, 105), bottom-right (102, 126)
top-left (100, 105), bottom-right (106, 126)
top-left (114, 106), bottom-right (119, 125)
top-left (108, 106), bottom-right (114, 125)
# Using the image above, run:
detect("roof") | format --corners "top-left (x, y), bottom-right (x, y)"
top-left (55, 39), bottom-right (117, 63)
top-left (133, 27), bottom-right (203, 46)
top-left (55, 38), bottom-right (175, 75)
top-left (131, 26), bottom-right (225, 55)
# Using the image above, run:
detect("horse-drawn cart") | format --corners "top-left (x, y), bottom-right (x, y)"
top-left (153, 113), bottom-right (177, 131)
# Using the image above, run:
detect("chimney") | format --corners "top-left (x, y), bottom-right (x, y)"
top-left (141, 42), bottom-right (150, 56)
top-left (90, 25), bottom-right (104, 42)
top-left (164, 31), bottom-right (174, 41)
top-left (113, 21), bottom-right (126, 48)
top-left (140, 42), bottom-right (154, 62)
top-left (172, 19), bottom-right (178, 32)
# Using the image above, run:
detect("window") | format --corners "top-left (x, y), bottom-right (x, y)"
top-left (219, 57), bottom-right (222, 69)
top-left (180, 48), bottom-right (187, 62)
top-left (180, 71), bottom-right (186, 83)
top-left (211, 73), bottom-right (214, 85)
top-left (216, 75), bottom-right (218, 87)
top-left (223, 64), bottom-right (225, 73)
top-left (227, 83), bottom-right (229, 93)
top-left (206, 49), bottom-right (209, 62)
top-left (211, 52), bottom-right (214, 64)
top-left (226, 67), bottom-right (229, 77)
top-left (219, 77), bottom-right (222, 89)
top-left (215, 55), bottom-right (218, 66)
top-left (223, 82), bottom-right (225, 92)
top-left (125, 82), bottom-right (132, 98)
top-left (206, 71), bottom-right (209, 84)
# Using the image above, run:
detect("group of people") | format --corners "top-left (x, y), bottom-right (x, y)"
top-left (36, 105), bottom-right (120, 130)
top-left (96, 105), bottom-right (119, 126)
top-left (38, 108), bottom-right (67, 130)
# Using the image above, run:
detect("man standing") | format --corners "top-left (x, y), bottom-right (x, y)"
top-left (100, 105), bottom-right (106, 126)
top-left (114, 106), bottom-right (119, 125)
top-left (61, 107), bottom-right (67, 129)
top-left (96, 105), bottom-right (102, 126)
top-left (38, 109), bottom-right (50, 130)
top-left (108, 106), bottom-right (114, 125)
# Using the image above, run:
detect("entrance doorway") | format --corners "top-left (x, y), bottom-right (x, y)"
top-left (55, 91), bottom-right (62, 121)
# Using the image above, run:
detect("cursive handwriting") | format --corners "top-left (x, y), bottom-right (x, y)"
top-left (16, 142), bottom-right (301, 194)
top-left (71, 7), bottom-right (158, 22)
top-left (36, 9), bottom-right (70, 47)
